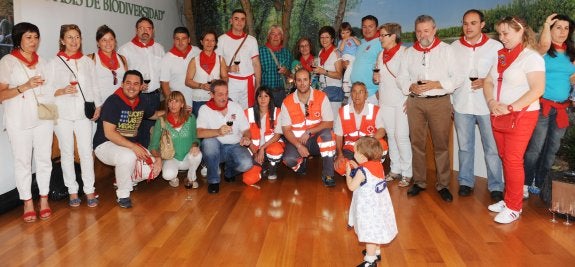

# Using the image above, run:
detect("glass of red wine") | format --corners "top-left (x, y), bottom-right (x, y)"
top-left (184, 179), bottom-right (193, 201)
top-left (143, 73), bottom-right (151, 85)
top-left (373, 63), bottom-right (380, 73)
top-left (469, 68), bottom-right (478, 93)
top-left (69, 73), bottom-right (78, 96)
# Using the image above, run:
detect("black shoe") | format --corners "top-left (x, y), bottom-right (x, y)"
top-left (407, 184), bottom-right (425, 196)
top-left (322, 175), bottom-right (336, 187)
top-left (224, 176), bottom-right (236, 182)
top-left (207, 183), bottom-right (220, 194)
top-left (361, 249), bottom-right (381, 261)
top-left (267, 163), bottom-right (278, 180)
top-left (357, 261), bottom-right (377, 267)
top-left (438, 188), bottom-right (453, 202)
top-left (458, 185), bottom-right (473, 196)
top-left (295, 158), bottom-right (307, 176)
top-left (117, 197), bottom-right (132, 208)
top-left (490, 190), bottom-right (504, 202)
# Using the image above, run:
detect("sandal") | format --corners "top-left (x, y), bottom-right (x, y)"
top-left (385, 172), bottom-right (400, 182)
top-left (69, 197), bottom-right (81, 207)
top-left (39, 195), bottom-right (52, 220)
top-left (86, 193), bottom-right (99, 208)
top-left (22, 199), bottom-right (36, 223)
top-left (398, 176), bottom-right (412, 187)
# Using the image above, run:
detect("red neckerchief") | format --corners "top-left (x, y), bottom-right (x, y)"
top-left (131, 35), bottom-right (155, 48)
top-left (226, 30), bottom-right (246, 40)
top-left (382, 42), bottom-right (402, 63)
top-left (98, 49), bottom-right (119, 70)
top-left (459, 33), bottom-right (489, 51)
top-left (199, 51), bottom-right (216, 74)
top-left (319, 45), bottom-right (335, 66)
top-left (265, 42), bottom-right (283, 52)
top-left (360, 160), bottom-right (384, 179)
top-left (114, 88), bottom-right (140, 111)
top-left (205, 98), bottom-right (228, 111)
top-left (57, 51), bottom-right (83, 61)
top-left (364, 35), bottom-right (378, 42)
top-left (166, 113), bottom-right (185, 128)
top-left (497, 44), bottom-right (523, 74)
top-left (553, 42), bottom-right (567, 50)
top-left (540, 98), bottom-right (570, 128)
top-left (169, 45), bottom-right (192, 59)
top-left (413, 37), bottom-right (441, 53)
top-left (300, 55), bottom-right (314, 72)
top-left (11, 49), bottom-right (38, 67)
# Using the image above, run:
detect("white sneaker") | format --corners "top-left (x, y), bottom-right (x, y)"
top-left (169, 178), bottom-right (179, 187)
top-left (488, 200), bottom-right (506, 213)
top-left (523, 185), bottom-right (529, 199)
top-left (187, 178), bottom-right (199, 189)
top-left (200, 166), bottom-right (207, 177)
top-left (494, 207), bottom-right (521, 224)
top-left (268, 174), bottom-right (277, 180)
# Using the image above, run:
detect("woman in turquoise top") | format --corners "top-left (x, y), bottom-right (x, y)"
top-left (524, 14), bottom-right (575, 198)
top-left (149, 91), bottom-right (202, 188)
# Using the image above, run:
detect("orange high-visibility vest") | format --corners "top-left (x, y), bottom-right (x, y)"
top-left (339, 103), bottom-right (380, 151)
top-left (245, 107), bottom-right (280, 148)
top-left (283, 89), bottom-right (327, 137)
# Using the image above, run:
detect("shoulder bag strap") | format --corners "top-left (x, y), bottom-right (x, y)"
top-left (228, 34), bottom-right (249, 68)
top-left (57, 56), bottom-right (88, 103)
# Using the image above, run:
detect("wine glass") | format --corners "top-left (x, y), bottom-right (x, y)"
top-left (312, 58), bottom-right (320, 71)
top-left (469, 68), bottom-right (479, 93)
top-left (564, 202), bottom-right (573, 226)
top-left (184, 179), bottom-right (193, 201)
top-left (69, 73), bottom-right (78, 96)
top-left (373, 62), bottom-right (380, 73)
top-left (417, 73), bottom-right (427, 85)
top-left (550, 200), bottom-right (560, 223)
top-left (143, 73), bottom-right (151, 85)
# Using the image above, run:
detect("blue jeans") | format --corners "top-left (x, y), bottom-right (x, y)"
top-left (283, 128), bottom-right (335, 176)
top-left (524, 108), bottom-right (567, 188)
top-left (201, 138), bottom-right (253, 184)
top-left (454, 112), bottom-right (503, 192)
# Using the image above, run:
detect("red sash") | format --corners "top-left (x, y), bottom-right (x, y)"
top-left (229, 73), bottom-right (256, 107)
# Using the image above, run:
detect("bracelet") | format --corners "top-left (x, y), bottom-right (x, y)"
top-left (16, 86), bottom-right (22, 94)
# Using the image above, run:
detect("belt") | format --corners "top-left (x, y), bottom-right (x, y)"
top-left (409, 93), bottom-right (447, 98)
top-left (142, 89), bottom-right (160, 94)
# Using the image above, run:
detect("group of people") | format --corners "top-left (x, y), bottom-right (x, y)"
top-left (1, 7), bottom-right (574, 267)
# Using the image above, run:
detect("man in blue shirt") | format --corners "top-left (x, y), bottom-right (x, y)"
top-left (350, 15), bottom-right (382, 105)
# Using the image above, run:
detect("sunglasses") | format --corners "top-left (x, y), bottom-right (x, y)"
top-left (111, 70), bottom-right (117, 85)
top-left (304, 103), bottom-right (309, 117)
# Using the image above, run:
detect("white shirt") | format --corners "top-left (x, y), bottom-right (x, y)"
top-left (397, 41), bottom-right (464, 96)
top-left (196, 100), bottom-right (250, 144)
top-left (118, 40), bottom-right (165, 91)
top-left (216, 34), bottom-right (259, 77)
top-left (190, 52), bottom-right (223, 102)
top-left (0, 55), bottom-right (52, 130)
top-left (278, 88), bottom-right (334, 127)
top-left (48, 55), bottom-right (102, 120)
top-left (333, 104), bottom-right (385, 136)
top-left (160, 46), bottom-right (200, 104)
top-left (451, 37), bottom-right (502, 115)
top-left (488, 48), bottom-right (544, 111)
top-left (93, 52), bottom-right (127, 103)
top-left (377, 46), bottom-right (407, 107)
top-left (318, 49), bottom-right (342, 87)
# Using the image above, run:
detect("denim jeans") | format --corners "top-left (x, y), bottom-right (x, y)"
top-left (454, 112), bottom-right (503, 192)
top-left (524, 108), bottom-right (567, 188)
top-left (283, 128), bottom-right (335, 176)
top-left (192, 101), bottom-right (207, 119)
top-left (201, 138), bottom-right (253, 184)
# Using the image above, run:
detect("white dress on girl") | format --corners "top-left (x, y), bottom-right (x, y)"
top-left (348, 161), bottom-right (398, 244)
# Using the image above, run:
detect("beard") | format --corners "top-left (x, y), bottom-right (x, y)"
top-left (419, 37), bottom-right (432, 47)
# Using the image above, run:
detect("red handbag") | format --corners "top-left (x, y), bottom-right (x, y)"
top-left (491, 74), bottom-right (527, 133)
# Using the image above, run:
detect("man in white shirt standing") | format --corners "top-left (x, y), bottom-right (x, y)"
top-left (118, 17), bottom-right (165, 146)
top-left (216, 9), bottom-right (261, 109)
top-left (398, 15), bottom-right (464, 202)
top-left (160, 27), bottom-right (200, 106)
top-left (451, 9), bottom-right (504, 202)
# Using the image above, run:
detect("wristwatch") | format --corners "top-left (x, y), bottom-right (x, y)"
top-left (507, 105), bottom-right (514, 112)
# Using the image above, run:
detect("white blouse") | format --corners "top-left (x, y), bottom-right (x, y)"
top-left (94, 52), bottom-right (126, 103)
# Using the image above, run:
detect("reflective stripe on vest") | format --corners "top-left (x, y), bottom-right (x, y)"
top-left (284, 90), bottom-right (327, 138)
top-left (340, 103), bottom-right (378, 151)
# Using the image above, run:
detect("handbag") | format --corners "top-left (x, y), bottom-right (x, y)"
top-left (159, 117), bottom-right (175, 160)
top-left (58, 56), bottom-right (96, 119)
top-left (490, 73), bottom-right (527, 133)
top-left (37, 102), bottom-right (59, 120)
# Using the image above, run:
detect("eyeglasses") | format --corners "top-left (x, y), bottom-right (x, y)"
top-left (111, 70), bottom-right (117, 85)
top-left (304, 103), bottom-right (309, 117)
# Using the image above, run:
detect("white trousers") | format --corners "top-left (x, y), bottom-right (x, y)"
top-left (228, 76), bottom-right (253, 109)
top-left (95, 141), bottom-right (153, 198)
top-left (6, 121), bottom-right (54, 200)
top-left (161, 152), bottom-right (203, 181)
top-left (380, 105), bottom-right (413, 177)
top-left (54, 118), bottom-right (95, 195)
top-left (342, 54), bottom-right (355, 84)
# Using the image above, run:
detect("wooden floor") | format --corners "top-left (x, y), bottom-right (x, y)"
top-left (0, 158), bottom-right (574, 267)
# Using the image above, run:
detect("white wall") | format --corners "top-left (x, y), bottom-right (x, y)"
top-left (0, 0), bottom-right (182, 195)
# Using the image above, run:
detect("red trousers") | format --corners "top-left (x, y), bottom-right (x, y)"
top-left (491, 111), bottom-right (538, 211)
